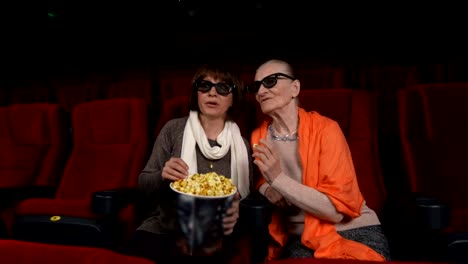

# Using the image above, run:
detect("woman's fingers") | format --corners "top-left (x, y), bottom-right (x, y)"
top-left (253, 140), bottom-right (282, 183)
top-left (223, 193), bottom-right (240, 235)
top-left (162, 158), bottom-right (189, 180)
top-left (253, 139), bottom-right (278, 165)
top-left (162, 167), bottom-right (185, 180)
top-left (223, 209), bottom-right (238, 235)
top-left (252, 151), bottom-right (269, 163)
top-left (170, 158), bottom-right (189, 174)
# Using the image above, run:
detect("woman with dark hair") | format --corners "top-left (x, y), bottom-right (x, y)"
top-left (123, 63), bottom-right (253, 264)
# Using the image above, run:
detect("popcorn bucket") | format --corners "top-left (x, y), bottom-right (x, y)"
top-left (170, 174), bottom-right (237, 256)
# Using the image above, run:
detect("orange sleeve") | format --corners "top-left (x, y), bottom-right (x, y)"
top-left (315, 120), bottom-right (363, 218)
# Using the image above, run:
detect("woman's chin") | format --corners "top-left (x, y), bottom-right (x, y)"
top-left (261, 106), bottom-right (274, 115)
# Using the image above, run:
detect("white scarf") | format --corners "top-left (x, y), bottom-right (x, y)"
top-left (181, 111), bottom-right (250, 199)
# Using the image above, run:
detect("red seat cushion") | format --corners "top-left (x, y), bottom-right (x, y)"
top-left (0, 239), bottom-right (154, 264)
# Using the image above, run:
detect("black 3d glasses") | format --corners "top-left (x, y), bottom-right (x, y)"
top-left (247, 73), bottom-right (296, 94)
top-left (193, 80), bottom-right (234, 96)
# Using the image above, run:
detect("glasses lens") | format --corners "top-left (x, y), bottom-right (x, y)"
top-left (251, 82), bottom-right (261, 93)
top-left (250, 73), bottom-right (295, 93)
top-left (197, 80), bottom-right (213, 92)
top-left (214, 83), bottom-right (232, 95)
top-left (262, 76), bottom-right (278, 88)
top-left (196, 80), bottom-right (232, 96)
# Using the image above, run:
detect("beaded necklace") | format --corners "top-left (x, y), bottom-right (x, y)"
top-left (268, 124), bottom-right (299, 141)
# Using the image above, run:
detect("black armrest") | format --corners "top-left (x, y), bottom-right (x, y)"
top-left (383, 192), bottom-right (451, 261)
top-left (447, 232), bottom-right (468, 263)
top-left (386, 192), bottom-right (450, 230)
top-left (91, 187), bottom-right (142, 215)
top-left (239, 192), bottom-right (272, 262)
top-left (413, 194), bottom-right (450, 230)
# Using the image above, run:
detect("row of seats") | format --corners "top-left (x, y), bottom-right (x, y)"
top-left (2, 62), bottom-right (467, 113)
top-left (1, 84), bottom-right (467, 263)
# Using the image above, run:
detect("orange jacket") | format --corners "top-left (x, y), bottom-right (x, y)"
top-left (250, 108), bottom-right (385, 261)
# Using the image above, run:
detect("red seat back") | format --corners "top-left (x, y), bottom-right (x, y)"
top-left (106, 69), bottom-right (154, 105)
top-left (154, 95), bottom-right (190, 138)
top-left (53, 77), bottom-right (105, 114)
top-left (0, 103), bottom-right (69, 188)
top-left (56, 98), bottom-right (149, 199)
top-left (157, 68), bottom-right (194, 103)
top-left (296, 65), bottom-right (346, 89)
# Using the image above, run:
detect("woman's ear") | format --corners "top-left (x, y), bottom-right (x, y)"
top-left (292, 79), bottom-right (301, 98)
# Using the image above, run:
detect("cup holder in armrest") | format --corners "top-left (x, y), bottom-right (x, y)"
top-left (92, 188), bottom-right (141, 215)
top-left (415, 196), bottom-right (450, 230)
top-left (239, 193), bottom-right (273, 229)
top-left (92, 190), bottom-right (122, 215)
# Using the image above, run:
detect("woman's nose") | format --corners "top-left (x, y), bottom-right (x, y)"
top-left (257, 85), bottom-right (268, 95)
top-left (208, 86), bottom-right (217, 96)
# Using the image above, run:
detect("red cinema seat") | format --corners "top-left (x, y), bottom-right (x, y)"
top-left (0, 103), bottom-right (69, 192)
top-left (397, 83), bottom-right (468, 262)
top-left (12, 98), bottom-right (150, 248)
top-left (0, 103), bottom-right (70, 236)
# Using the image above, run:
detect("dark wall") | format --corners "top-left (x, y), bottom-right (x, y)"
top-left (18, 1), bottom-right (464, 71)
top-left (1, 1), bottom-right (466, 89)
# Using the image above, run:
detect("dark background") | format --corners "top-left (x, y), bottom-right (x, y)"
top-left (4, 1), bottom-right (468, 76)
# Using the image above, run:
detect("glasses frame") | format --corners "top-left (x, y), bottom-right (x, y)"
top-left (193, 79), bottom-right (235, 96)
top-left (248, 73), bottom-right (296, 94)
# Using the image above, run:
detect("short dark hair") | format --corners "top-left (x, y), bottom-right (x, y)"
top-left (189, 63), bottom-right (244, 117)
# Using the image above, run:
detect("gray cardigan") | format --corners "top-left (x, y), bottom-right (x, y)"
top-left (137, 117), bottom-right (253, 234)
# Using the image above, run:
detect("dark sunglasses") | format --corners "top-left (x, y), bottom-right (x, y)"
top-left (193, 79), bottom-right (235, 96)
top-left (247, 73), bottom-right (296, 94)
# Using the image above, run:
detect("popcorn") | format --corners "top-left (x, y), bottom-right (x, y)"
top-left (171, 172), bottom-right (236, 196)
